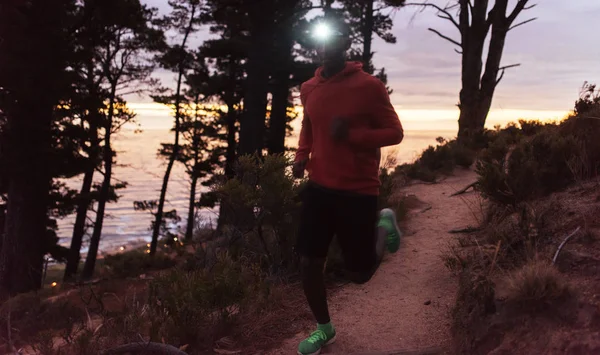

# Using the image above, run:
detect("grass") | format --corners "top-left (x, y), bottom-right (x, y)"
top-left (505, 259), bottom-right (570, 311)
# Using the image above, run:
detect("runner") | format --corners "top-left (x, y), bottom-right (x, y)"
top-left (293, 17), bottom-right (405, 355)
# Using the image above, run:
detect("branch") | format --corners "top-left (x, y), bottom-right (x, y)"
top-left (428, 28), bottom-right (461, 47)
top-left (507, 0), bottom-right (534, 25)
top-left (405, 3), bottom-right (461, 30)
top-left (509, 17), bottom-right (537, 31)
top-left (450, 182), bottom-right (477, 197)
top-left (496, 64), bottom-right (521, 85)
top-left (449, 226), bottom-right (482, 234)
top-left (552, 226), bottom-right (581, 264)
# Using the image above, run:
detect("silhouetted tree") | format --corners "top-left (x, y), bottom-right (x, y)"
top-left (149, 0), bottom-right (206, 255)
top-left (412, 0), bottom-right (536, 141)
top-left (0, 0), bottom-right (76, 295)
top-left (81, 0), bottom-right (163, 279)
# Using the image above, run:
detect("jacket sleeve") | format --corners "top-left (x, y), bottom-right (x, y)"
top-left (295, 111), bottom-right (313, 163)
top-left (347, 79), bottom-right (404, 149)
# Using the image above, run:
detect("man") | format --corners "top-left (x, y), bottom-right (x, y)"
top-left (293, 17), bottom-right (404, 355)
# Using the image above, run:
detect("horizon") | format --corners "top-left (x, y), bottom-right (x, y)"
top-left (139, 0), bottom-right (599, 117)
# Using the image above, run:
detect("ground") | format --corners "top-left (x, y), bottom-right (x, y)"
top-left (269, 169), bottom-right (479, 354)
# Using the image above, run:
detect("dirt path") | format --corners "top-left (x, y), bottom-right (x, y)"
top-left (269, 169), bottom-right (480, 355)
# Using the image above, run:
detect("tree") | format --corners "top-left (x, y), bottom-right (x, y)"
top-left (149, 0), bottom-right (206, 255)
top-left (64, 0), bottom-right (112, 281)
top-left (81, 0), bottom-right (163, 279)
top-left (0, 0), bottom-right (76, 295)
top-left (412, 0), bottom-right (536, 141)
top-left (341, 0), bottom-right (405, 74)
top-left (266, 0), bottom-right (314, 155)
top-left (201, 2), bottom-right (249, 177)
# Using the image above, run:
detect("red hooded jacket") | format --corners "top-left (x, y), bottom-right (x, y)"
top-left (295, 62), bottom-right (404, 196)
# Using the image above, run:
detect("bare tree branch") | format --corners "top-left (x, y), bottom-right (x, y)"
top-left (499, 63), bottom-right (521, 70)
top-left (509, 17), bottom-right (537, 31)
top-left (405, 3), bottom-right (461, 30)
top-left (428, 28), bottom-right (461, 47)
top-left (496, 64), bottom-right (521, 85)
top-left (507, 0), bottom-right (532, 24)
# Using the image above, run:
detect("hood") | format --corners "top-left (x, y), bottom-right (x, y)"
top-left (314, 61), bottom-right (363, 82)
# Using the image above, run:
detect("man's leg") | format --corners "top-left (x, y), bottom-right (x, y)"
top-left (336, 197), bottom-right (402, 284)
top-left (296, 185), bottom-right (337, 355)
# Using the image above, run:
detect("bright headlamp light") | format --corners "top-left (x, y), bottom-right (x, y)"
top-left (311, 22), bottom-right (344, 42)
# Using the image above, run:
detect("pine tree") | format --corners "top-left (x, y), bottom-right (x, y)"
top-left (0, 0), bottom-right (78, 295)
top-left (81, 0), bottom-right (164, 279)
top-left (149, 0), bottom-right (206, 256)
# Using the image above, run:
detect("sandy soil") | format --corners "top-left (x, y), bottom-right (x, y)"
top-left (269, 169), bottom-right (480, 354)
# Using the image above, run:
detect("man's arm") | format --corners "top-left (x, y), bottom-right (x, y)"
top-left (347, 80), bottom-right (404, 149)
top-left (295, 111), bottom-right (313, 163)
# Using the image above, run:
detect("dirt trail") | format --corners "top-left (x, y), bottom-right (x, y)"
top-left (269, 169), bottom-right (480, 355)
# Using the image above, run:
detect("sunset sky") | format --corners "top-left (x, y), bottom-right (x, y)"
top-left (136, 0), bottom-right (600, 131)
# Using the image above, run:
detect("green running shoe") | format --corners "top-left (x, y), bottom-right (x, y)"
top-left (378, 208), bottom-right (402, 253)
top-left (297, 323), bottom-right (336, 355)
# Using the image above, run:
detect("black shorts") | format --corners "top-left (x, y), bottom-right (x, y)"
top-left (295, 182), bottom-right (379, 273)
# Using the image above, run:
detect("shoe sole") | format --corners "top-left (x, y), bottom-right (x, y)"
top-left (297, 334), bottom-right (337, 355)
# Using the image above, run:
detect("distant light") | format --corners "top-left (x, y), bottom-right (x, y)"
top-left (51, 282), bottom-right (58, 287)
top-left (173, 237), bottom-right (178, 242)
top-left (164, 244), bottom-right (168, 247)
top-left (119, 246), bottom-right (125, 251)
top-left (147, 243), bottom-right (151, 248)
top-left (312, 23), bottom-right (332, 41)
top-left (146, 249), bottom-right (151, 254)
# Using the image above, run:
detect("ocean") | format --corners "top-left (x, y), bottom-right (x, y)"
top-left (56, 106), bottom-right (568, 255)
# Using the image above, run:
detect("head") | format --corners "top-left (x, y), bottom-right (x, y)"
top-left (311, 18), bottom-right (351, 68)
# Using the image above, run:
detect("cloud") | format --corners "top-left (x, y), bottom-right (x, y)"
top-left (137, 0), bottom-right (599, 112)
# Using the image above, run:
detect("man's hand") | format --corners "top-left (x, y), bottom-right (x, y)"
top-left (330, 117), bottom-right (349, 142)
top-left (293, 159), bottom-right (308, 179)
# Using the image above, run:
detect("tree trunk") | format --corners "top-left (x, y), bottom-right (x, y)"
top-left (268, 30), bottom-right (293, 155)
top-left (0, 0), bottom-right (64, 296)
top-left (238, 22), bottom-right (272, 156)
top-left (150, 5), bottom-right (197, 255)
top-left (185, 174), bottom-right (198, 241)
top-left (63, 166), bottom-right (94, 281)
top-left (0, 107), bottom-right (51, 295)
top-left (457, 0), bottom-right (489, 143)
top-left (362, 0), bottom-right (375, 74)
top-left (65, 89), bottom-right (100, 281)
top-left (82, 94), bottom-right (115, 280)
top-left (225, 101), bottom-right (237, 178)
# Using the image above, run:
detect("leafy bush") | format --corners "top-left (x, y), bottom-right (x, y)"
top-left (214, 155), bottom-right (302, 273)
top-left (477, 115), bottom-right (600, 205)
top-left (147, 253), bottom-right (265, 349)
top-left (0, 292), bottom-right (87, 347)
top-left (393, 138), bottom-right (475, 182)
top-left (103, 249), bottom-right (175, 278)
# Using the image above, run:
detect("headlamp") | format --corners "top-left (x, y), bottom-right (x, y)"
top-left (312, 22), bottom-right (344, 42)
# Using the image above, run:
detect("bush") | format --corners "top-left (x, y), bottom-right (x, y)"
top-left (103, 249), bottom-right (175, 278)
top-left (506, 260), bottom-right (570, 311)
top-left (0, 292), bottom-right (87, 347)
top-left (214, 155), bottom-right (302, 273)
top-left (147, 253), bottom-right (265, 349)
top-left (477, 115), bottom-right (600, 205)
top-left (394, 138), bottom-right (475, 182)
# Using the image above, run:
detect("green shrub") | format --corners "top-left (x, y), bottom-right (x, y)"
top-left (103, 249), bottom-right (175, 278)
top-left (392, 137), bottom-right (476, 183)
top-left (147, 253), bottom-right (265, 349)
top-left (214, 155), bottom-right (302, 273)
top-left (477, 115), bottom-right (599, 205)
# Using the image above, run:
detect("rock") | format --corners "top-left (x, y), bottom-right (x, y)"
top-left (424, 300), bottom-right (432, 306)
